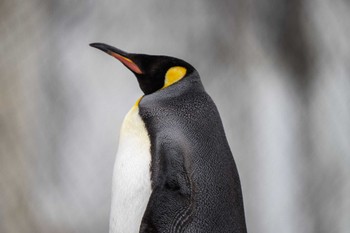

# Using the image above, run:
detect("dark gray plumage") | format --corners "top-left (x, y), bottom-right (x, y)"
top-left (139, 70), bottom-right (247, 233)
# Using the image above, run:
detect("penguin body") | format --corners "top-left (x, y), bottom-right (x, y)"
top-left (90, 43), bottom-right (247, 233)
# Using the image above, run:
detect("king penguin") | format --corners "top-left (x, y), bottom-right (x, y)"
top-left (90, 43), bottom-right (247, 233)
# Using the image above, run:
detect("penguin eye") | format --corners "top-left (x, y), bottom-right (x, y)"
top-left (163, 66), bottom-right (187, 88)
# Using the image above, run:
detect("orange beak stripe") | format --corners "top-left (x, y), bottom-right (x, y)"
top-left (109, 52), bottom-right (143, 74)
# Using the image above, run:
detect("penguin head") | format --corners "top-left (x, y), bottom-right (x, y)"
top-left (90, 43), bottom-right (195, 95)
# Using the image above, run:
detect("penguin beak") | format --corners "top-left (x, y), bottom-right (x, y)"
top-left (90, 43), bottom-right (143, 74)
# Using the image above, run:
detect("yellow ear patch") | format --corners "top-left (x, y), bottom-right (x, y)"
top-left (163, 66), bottom-right (187, 88)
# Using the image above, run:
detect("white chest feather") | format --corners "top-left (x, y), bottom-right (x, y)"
top-left (109, 105), bottom-right (152, 233)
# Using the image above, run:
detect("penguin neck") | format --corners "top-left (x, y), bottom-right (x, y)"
top-left (143, 70), bottom-right (204, 101)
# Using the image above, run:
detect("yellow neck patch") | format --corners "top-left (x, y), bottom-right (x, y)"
top-left (132, 96), bottom-right (143, 109)
top-left (163, 66), bottom-right (187, 88)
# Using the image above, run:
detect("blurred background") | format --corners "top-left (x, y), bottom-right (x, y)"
top-left (1, 0), bottom-right (349, 232)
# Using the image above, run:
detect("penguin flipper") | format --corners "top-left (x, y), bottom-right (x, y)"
top-left (140, 143), bottom-right (194, 232)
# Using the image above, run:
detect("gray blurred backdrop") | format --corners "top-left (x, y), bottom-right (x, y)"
top-left (1, 0), bottom-right (349, 233)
